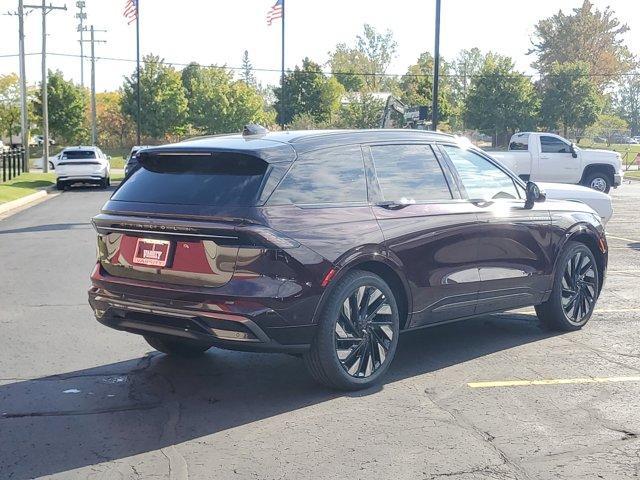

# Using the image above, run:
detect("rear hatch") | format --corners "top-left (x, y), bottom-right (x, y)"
top-left (57, 150), bottom-right (102, 175)
top-left (95, 146), bottom-right (292, 288)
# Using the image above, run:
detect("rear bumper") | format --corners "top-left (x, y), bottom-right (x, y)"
top-left (88, 265), bottom-right (318, 353)
top-left (58, 175), bottom-right (106, 183)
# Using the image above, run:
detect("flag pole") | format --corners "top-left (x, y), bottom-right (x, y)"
top-left (136, 0), bottom-right (141, 144)
top-left (280, 0), bottom-right (285, 131)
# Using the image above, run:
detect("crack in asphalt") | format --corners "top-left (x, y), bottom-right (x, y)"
top-left (422, 388), bottom-right (533, 480)
top-left (1, 402), bottom-right (161, 419)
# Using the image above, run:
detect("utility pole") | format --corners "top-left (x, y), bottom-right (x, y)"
top-left (431, 0), bottom-right (441, 132)
top-left (81, 25), bottom-right (106, 145)
top-left (25, 1), bottom-right (67, 173)
top-left (18, 1), bottom-right (30, 171)
top-left (75, 1), bottom-right (86, 87)
top-left (5, 2), bottom-right (32, 170)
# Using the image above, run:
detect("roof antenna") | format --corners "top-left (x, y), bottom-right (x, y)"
top-left (243, 124), bottom-right (269, 136)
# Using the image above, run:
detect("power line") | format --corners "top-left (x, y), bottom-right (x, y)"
top-left (3, 50), bottom-right (640, 80)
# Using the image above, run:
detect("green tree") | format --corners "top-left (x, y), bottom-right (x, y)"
top-left (399, 51), bottom-right (452, 122)
top-left (585, 113), bottom-right (628, 146)
top-left (241, 50), bottom-right (256, 86)
top-left (464, 54), bottom-right (539, 146)
top-left (274, 58), bottom-right (344, 126)
top-left (336, 93), bottom-right (384, 129)
top-left (529, 0), bottom-right (633, 89)
top-left (181, 63), bottom-right (272, 134)
top-left (33, 70), bottom-right (88, 144)
top-left (449, 48), bottom-right (487, 130)
top-left (540, 62), bottom-right (601, 138)
top-left (328, 24), bottom-right (397, 92)
top-left (96, 91), bottom-right (135, 148)
top-left (122, 54), bottom-right (188, 139)
top-left (0, 74), bottom-right (21, 140)
top-left (615, 72), bottom-right (640, 136)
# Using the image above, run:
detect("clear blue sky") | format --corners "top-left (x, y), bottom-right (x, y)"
top-left (0, 0), bottom-right (638, 92)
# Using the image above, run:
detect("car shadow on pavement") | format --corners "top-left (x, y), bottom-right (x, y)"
top-left (0, 222), bottom-right (91, 235)
top-left (0, 313), bottom-right (557, 479)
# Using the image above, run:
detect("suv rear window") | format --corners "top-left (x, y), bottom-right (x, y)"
top-left (112, 152), bottom-right (269, 207)
top-left (62, 150), bottom-right (96, 159)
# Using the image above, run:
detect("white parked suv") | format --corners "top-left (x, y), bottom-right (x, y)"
top-left (490, 132), bottom-right (624, 193)
top-left (55, 146), bottom-right (111, 190)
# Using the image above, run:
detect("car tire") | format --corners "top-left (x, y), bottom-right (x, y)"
top-left (304, 270), bottom-right (400, 390)
top-left (144, 335), bottom-right (213, 357)
top-left (583, 172), bottom-right (611, 193)
top-left (535, 241), bottom-right (599, 331)
top-left (55, 180), bottom-right (65, 190)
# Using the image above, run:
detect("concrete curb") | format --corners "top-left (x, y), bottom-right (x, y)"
top-left (0, 186), bottom-right (56, 217)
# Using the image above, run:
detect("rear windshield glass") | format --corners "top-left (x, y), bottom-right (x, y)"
top-left (112, 152), bottom-right (269, 207)
top-left (62, 150), bottom-right (96, 159)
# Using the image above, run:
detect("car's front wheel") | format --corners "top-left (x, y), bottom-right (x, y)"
top-left (535, 241), bottom-right (599, 331)
top-left (584, 171), bottom-right (612, 193)
top-left (304, 270), bottom-right (400, 390)
top-left (144, 335), bottom-right (213, 357)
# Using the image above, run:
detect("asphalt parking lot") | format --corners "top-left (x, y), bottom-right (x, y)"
top-left (1, 182), bottom-right (640, 480)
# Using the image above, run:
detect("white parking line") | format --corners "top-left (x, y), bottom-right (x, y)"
top-left (608, 235), bottom-right (640, 243)
top-left (468, 376), bottom-right (640, 389)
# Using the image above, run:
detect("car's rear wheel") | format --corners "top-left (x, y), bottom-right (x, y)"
top-left (304, 270), bottom-right (400, 390)
top-left (144, 335), bottom-right (213, 357)
top-left (584, 171), bottom-right (611, 193)
top-left (535, 241), bottom-right (599, 331)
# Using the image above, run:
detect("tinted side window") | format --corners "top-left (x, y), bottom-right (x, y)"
top-left (509, 135), bottom-right (529, 151)
top-left (442, 146), bottom-right (519, 200)
top-left (540, 136), bottom-right (570, 153)
top-left (267, 146), bottom-right (366, 205)
top-left (370, 144), bottom-right (452, 202)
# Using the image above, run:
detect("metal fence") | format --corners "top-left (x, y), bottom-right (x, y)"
top-left (1, 148), bottom-right (25, 183)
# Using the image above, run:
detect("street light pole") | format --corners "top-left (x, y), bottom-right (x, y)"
top-left (25, 1), bottom-right (67, 173)
top-left (41, 0), bottom-right (49, 172)
top-left (432, 0), bottom-right (441, 131)
top-left (18, 0), bottom-right (30, 171)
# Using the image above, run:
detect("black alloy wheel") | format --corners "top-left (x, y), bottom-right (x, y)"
top-left (334, 285), bottom-right (395, 378)
top-left (305, 270), bottom-right (400, 390)
top-left (535, 241), bottom-right (599, 331)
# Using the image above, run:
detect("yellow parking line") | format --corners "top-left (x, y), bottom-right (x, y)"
top-left (468, 376), bottom-right (640, 389)
top-left (608, 235), bottom-right (640, 243)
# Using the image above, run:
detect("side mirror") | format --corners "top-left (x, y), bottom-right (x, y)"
top-left (570, 143), bottom-right (578, 158)
top-left (524, 181), bottom-right (546, 209)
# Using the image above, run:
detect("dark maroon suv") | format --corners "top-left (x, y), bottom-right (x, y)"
top-left (89, 129), bottom-right (608, 390)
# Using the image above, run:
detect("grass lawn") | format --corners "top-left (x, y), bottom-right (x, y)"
top-left (109, 156), bottom-right (126, 169)
top-left (578, 140), bottom-right (640, 168)
top-left (0, 173), bottom-right (55, 204)
top-left (626, 170), bottom-right (640, 180)
top-left (0, 171), bottom-right (124, 204)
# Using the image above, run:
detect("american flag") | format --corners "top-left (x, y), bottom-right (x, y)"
top-left (123, 0), bottom-right (138, 25)
top-left (266, 0), bottom-right (283, 26)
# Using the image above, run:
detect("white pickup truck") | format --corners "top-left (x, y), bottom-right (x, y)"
top-left (490, 132), bottom-right (624, 193)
